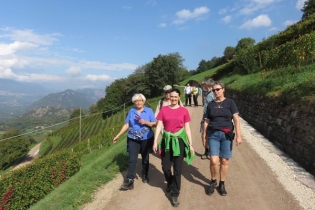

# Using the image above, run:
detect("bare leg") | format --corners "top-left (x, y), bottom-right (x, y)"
top-left (210, 156), bottom-right (219, 180)
top-left (219, 158), bottom-right (229, 181)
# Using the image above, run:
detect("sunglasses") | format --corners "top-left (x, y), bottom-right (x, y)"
top-left (213, 88), bottom-right (222, 92)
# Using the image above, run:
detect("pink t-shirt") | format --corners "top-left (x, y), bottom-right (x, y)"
top-left (156, 106), bottom-right (191, 133)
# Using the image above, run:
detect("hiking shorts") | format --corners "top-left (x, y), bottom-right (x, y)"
top-left (207, 130), bottom-right (233, 159)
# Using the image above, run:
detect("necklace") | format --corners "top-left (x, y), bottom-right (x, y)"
top-left (215, 98), bottom-right (225, 108)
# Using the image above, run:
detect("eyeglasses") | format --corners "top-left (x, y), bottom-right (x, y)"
top-left (213, 88), bottom-right (222, 92)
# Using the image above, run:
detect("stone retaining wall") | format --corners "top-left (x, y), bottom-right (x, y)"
top-left (227, 90), bottom-right (315, 175)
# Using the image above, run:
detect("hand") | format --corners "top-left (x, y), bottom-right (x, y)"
top-left (190, 146), bottom-right (195, 155)
top-left (152, 142), bottom-right (158, 153)
top-left (113, 136), bottom-right (118, 144)
top-left (138, 119), bottom-right (146, 125)
top-left (236, 136), bottom-right (242, 146)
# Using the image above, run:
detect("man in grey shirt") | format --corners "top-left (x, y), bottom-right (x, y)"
top-left (200, 79), bottom-right (216, 159)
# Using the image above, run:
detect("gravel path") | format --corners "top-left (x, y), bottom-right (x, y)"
top-left (81, 102), bottom-right (315, 210)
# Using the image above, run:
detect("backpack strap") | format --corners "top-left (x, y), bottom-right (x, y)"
top-left (159, 97), bottom-right (164, 110)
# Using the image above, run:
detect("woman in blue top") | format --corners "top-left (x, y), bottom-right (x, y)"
top-left (113, 93), bottom-right (156, 190)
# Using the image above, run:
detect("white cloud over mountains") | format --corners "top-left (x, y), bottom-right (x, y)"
top-left (0, 28), bottom-right (137, 89)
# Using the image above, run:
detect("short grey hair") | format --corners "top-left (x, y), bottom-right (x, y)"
top-left (204, 78), bottom-right (215, 88)
top-left (132, 93), bottom-right (146, 103)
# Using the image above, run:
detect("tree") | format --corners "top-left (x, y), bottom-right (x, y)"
top-left (196, 60), bottom-right (208, 73)
top-left (223, 46), bottom-right (236, 61)
top-left (69, 108), bottom-right (83, 120)
top-left (235, 37), bottom-right (256, 55)
top-left (144, 52), bottom-right (185, 97)
top-left (301, 0), bottom-right (315, 19)
top-left (0, 129), bottom-right (32, 169)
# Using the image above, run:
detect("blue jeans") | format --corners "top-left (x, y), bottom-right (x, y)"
top-left (126, 137), bottom-right (153, 180)
top-left (207, 130), bottom-right (233, 159)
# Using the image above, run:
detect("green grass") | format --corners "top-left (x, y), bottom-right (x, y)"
top-left (221, 63), bottom-right (315, 104)
top-left (30, 134), bottom-right (128, 210)
top-left (180, 65), bottom-right (224, 86)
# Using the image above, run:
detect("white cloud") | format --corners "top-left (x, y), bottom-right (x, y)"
top-left (79, 60), bottom-right (138, 70)
top-left (0, 41), bottom-right (38, 55)
top-left (159, 23), bottom-right (167, 27)
top-left (66, 66), bottom-right (81, 75)
top-left (296, 0), bottom-right (306, 9)
top-left (219, 8), bottom-right (228, 15)
top-left (0, 28), bottom-right (138, 87)
top-left (268, 26), bottom-right (278, 31)
top-left (221, 15), bottom-right (232, 23)
top-left (240, 14), bottom-right (272, 29)
top-left (284, 20), bottom-right (297, 26)
top-left (239, 0), bottom-right (280, 15)
top-left (173, 6), bottom-right (210, 25)
top-left (85, 74), bottom-right (111, 81)
top-left (122, 6), bottom-right (132, 10)
top-left (0, 28), bottom-right (60, 45)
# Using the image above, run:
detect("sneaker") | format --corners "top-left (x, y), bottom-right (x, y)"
top-left (119, 179), bottom-right (134, 190)
top-left (166, 183), bottom-right (171, 192)
top-left (142, 175), bottom-right (149, 183)
top-left (171, 196), bottom-right (179, 207)
top-left (218, 183), bottom-right (227, 196)
top-left (206, 180), bottom-right (217, 195)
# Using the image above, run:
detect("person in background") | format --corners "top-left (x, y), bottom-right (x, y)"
top-left (153, 88), bottom-right (195, 207)
top-left (184, 83), bottom-right (192, 106)
top-left (155, 85), bottom-right (183, 117)
top-left (201, 81), bottom-right (207, 106)
top-left (113, 93), bottom-right (156, 190)
top-left (203, 81), bottom-right (242, 196)
top-left (200, 79), bottom-right (216, 159)
top-left (192, 85), bottom-right (199, 107)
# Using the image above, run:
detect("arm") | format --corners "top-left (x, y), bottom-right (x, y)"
top-left (139, 119), bottom-right (156, 128)
top-left (152, 120), bottom-right (163, 153)
top-left (184, 122), bottom-right (194, 155)
top-left (232, 114), bottom-right (242, 146)
top-left (113, 123), bottom-right (129, 143)
top-left (203, 119), bottom-right (209, 146)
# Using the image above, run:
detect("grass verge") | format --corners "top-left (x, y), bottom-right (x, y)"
top-left (29, 135), bottom-right (128, 210)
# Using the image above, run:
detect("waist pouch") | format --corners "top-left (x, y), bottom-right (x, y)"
top-left (225, 131), bottom-right (235, 141)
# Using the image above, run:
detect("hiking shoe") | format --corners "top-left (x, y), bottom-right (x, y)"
top-left (142, 175), bottom-right (149, 183)
top-left (218, 183), bottom-right (227, 196)
top-left (206, 180), bottom-right (217, 195)
top-left (166, 183), bottom-right (171, 192)
top-left (119, 179), bottom-right (134, 190)
top-left (171, 196), bottom-right (179, 207)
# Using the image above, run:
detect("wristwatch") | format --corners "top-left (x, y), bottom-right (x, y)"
top-left (189, 144), bottom-right (193, 147)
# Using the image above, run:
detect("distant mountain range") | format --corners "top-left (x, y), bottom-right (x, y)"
top-left (28, 89), bottom-right (104, 110)
top-left (0, 79), bottom-right (104, 124)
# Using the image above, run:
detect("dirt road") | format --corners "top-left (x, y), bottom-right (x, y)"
top-left (82, 101), bottom-right (315, 210)
top-left (13, 143), bottom-right (41, 170)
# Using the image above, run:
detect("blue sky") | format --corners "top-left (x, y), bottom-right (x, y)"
top-left (0, 0), bottom-right (307, 91)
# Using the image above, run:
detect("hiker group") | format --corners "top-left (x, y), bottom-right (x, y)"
top-left (113, 79), bottom-right (242, 207)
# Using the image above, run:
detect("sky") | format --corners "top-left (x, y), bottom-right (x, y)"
top-left (0, 0), bottom-right (307, 91)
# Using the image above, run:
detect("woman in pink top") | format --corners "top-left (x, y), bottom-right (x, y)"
top-left (153, 88), bottom-right (195, 207)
